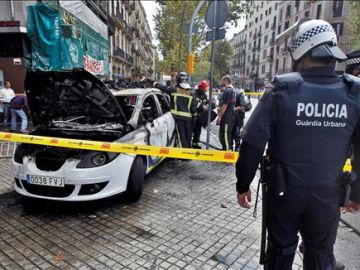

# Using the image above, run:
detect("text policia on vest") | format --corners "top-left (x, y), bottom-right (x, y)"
top-left (296, 102), bottom-right (347, 128)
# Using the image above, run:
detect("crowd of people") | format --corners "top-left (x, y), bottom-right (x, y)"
top-left (0, 81), bottom-right (28, 133)
top-left (146, 73), bottom-right (252, 151)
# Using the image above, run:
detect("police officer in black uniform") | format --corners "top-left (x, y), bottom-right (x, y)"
top-left (147, 72), bottom-right (198, 148)
top-left (236, 19), bottom-right (360, 270)
top-left (232, 87), bottom-right (248, 151)
top-left (217, 75), bottom-right (236, 150)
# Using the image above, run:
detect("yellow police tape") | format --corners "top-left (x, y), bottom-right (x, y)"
top-left (0, 132), bottom-right (353, 169)
top-left (0, 132), bottom-right (238, 163)
top-left (245, 92), bottom-right (265, 96)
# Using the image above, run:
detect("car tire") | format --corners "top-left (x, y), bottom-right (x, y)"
top-left (125, 156), bottom-right (146, 202)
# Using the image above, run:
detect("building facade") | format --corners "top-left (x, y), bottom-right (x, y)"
top-left (275, 0), bottom-right (351, 75)
top-left (231, 0), bottom-right (352, 90)
top-left (108, 0), bottom-right (155, 79)
top-left (230, 29), bottom-right (247, 86)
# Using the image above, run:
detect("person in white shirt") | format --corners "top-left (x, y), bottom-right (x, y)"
top-left (0, 81), bottom-right (16, 127)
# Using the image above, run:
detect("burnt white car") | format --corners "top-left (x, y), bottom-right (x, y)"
top-left (13, 69), bottom-right (175, 201)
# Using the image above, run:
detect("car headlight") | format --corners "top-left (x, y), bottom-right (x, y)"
top-left (77, 152), bottom-right (119, 168)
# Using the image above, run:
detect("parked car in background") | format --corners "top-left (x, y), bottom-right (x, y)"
top-left (13, 69), bottom-right (175, 201)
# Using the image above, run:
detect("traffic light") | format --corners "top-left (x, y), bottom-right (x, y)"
top-left (186, 53), bottom-right (195, 75)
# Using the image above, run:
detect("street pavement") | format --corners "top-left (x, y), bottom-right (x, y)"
top-left (0, 98), bottom-right (359, 269)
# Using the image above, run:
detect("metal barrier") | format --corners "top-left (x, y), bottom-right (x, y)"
top-left (0, 141), bottom-right (16, 158)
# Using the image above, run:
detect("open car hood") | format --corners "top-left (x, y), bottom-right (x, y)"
top-left (25, 69), bottom-right (128, 127)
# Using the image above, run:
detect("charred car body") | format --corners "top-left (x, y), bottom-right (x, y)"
top-left (13, 69), bottom-right (175, 201)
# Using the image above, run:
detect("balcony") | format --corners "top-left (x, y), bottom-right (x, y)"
top-left (280, 48), bottom-right (287, 55)
top-left (251, 47), bottom-right (256, 52)
top-left (257, 46), bottom-right (261, 51)
top-left (257, 31), bottom-right (261, 37)
top-left (113, 47), bottom-right (125, 59)
top-left (251, 60), bottom-right (259, 65)
top-left (267, 55), bottom-right (274, 62)
top-left (266, 72), bottom-right (272, 78)
top-left (113, 10), bottom-right (125, 29)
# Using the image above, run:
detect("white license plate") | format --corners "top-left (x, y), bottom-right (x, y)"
top-left (26, 175), bottom-right (65, 187)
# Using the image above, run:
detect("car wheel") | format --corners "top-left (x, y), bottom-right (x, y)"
top-left (125, 156), bottom-right (146, 202)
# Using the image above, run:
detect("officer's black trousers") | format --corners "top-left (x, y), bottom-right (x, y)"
top-left (175, 118), bottom-right (193, 148)
top-left (231, 114), bottom-right (244, 150)
top-left (192, 116), bottom-right (203, 145)
top-left (219, 120), bottom-right (234, 151)
top-left (265, 185), bottom-right (340, 270)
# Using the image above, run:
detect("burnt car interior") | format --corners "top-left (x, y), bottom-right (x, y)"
top-left (138, 95), bottom-right (159, 125)
top-left (116, 95), bottom-right (138, 122)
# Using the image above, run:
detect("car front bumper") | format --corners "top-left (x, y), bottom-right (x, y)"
top-left (12, 154), bottom-right (135, 201)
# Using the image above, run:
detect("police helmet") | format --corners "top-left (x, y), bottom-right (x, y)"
top-left (284, 19), bottom-right (347, 62)
top-left (344, 50), bottom-right (360, 76)
top-left (176, 72), bottom-right (191, 90)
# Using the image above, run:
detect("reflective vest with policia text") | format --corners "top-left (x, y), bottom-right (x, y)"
top-left (170, 88), bottom-right (198, 119)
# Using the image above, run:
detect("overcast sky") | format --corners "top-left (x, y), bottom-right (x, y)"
top-left (141, 0), bottom-right (246, 47)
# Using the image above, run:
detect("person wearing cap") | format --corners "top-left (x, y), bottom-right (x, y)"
top-left (147, 72), bottom-right (198, 148)
top-left (236, 19), bottom-right (360, 270)
top-left (344, 50), bottom-right (360, 77)
top-left (216, 75), bottom-right (236, 150)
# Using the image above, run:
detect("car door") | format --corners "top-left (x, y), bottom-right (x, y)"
top-left (156, 92), bottom-right (175, 146)
top-left (142, 93), bottom-right (167, 169)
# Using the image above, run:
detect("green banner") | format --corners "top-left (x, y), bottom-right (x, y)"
top-left (27, 3), bottom-right (109, 76)
top-left (27, 3), bottom-right (62, 71)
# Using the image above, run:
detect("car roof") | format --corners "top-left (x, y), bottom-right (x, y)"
top-left (110, 88), bottom-right (162, 97)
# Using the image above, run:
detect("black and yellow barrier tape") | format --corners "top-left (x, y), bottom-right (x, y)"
top-left (0, 132), bottom-right (238, 163)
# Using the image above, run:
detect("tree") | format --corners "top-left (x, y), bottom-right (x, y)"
top-left (348, 1), bottom-right (360, 49)
top-left (207, 40), bottom-right (233, 82)
top-left (153, 0), bottom-right (249, 75)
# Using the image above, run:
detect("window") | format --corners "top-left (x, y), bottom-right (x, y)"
top-left (248, 43), bottom-right (251, 50)
top-left (333, 0), bottom-right (343, 17)
top-left (263, 49), bottom-right (267, 59)
top-left (295, 0), bottom-right (300, 11)
top-left (279, 9), bottom-right (283, 21)
top-left (156, 94), bottom-right (170, 113)
top-left (284, 21), bottom-right (289, 30)
top-left (262, 65), bottom-right (266, 74)
top-left (265, 20), bottom-right (269, 29)
top-left (278, 25), bottom-right (282, 35)
top-left (141, 95), bottom-right (160, 123)
top-left (255, 17), bottom-right (258, 23)
top-left (282, 57), bottom-right (287, 71)
top-left (269, 7), bottom-right (272, 15)
top-left (286, 5), bottom-right (291, 17)
top-left (265, 10), bottom-right (268, 16)
top-left (260, 14), bottom-right (263, 20)
top-left (275, 59), bottom-right (279, 73)
top-left (295, 16), bottom-right (298, 22)
top-left (275, 3), bottom-right (278, 10)
top-left (264, 35), bottom-right (268, 45)
top-left (316, 4), bottom-right (322, 19)
top-left (305, 10), bottom-right (310, 18)
top-left (248, 55), bottom-right (250, 62)
top-left (332, 23), bottom-right (343, 36)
